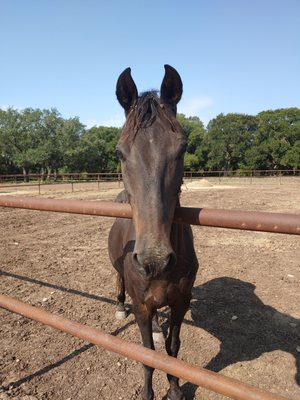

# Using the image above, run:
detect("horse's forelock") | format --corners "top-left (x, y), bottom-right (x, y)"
top-left (121, 91), bottom-right (181, 142)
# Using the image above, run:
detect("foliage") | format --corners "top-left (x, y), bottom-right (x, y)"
top-left (1, 106), bottom-right (299, 177)
top-left (245, 108), bottom-right (300, 170)
top-left (177, 114), bottom-right (208, 170)
top-left (0, 108), bottom-right (119, 177)
top-left (205, 113), bottom-right (258, 171)
top-left (69, 126), bottom-right (120, 172)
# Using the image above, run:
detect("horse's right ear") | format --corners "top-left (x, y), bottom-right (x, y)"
top-left (116, 67), bottom-right (138, 113)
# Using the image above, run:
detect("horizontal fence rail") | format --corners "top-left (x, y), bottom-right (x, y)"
top-left (0, 169), bottom-right (299, 181)
top-left (0, 171), bottom-right (298, 194)
top-left (1, 196), bottom-right (298, 399)
top-left (0, 195), bottom-right (299, 235)
top-left (0, 172), bottom-right (122, 182)
top-left (0, 172), bottom-right (123, 193)
top-left (0, 293), bottom-right (289, 400)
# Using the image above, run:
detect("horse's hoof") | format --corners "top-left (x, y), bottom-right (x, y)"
top-left (167, 396), bottom-right (186, 400)
top-left (152, 331), bottom-right (165, 344)
top-left (166, 388), bottom-right (186, 400)
top-left (115, 310), bottom-right (127, 320)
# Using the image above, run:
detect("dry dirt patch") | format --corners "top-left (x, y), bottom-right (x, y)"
top-left (0, 180), bottom-right (299, 399)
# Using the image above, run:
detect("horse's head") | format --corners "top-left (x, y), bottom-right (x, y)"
top-left (116, 65), bottom-right (186, 279)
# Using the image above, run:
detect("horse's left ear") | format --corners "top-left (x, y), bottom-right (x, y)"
top-left (160, 65), bottom-right (183, 112)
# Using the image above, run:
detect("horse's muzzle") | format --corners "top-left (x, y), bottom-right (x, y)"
top-left (132, 250), bottom-right (176, 278)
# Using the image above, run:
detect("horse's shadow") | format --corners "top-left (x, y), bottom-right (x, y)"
top-left (181, 277), bottom-right (300, 398)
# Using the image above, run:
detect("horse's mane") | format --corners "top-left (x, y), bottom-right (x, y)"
top-left (121, 91), bottom-right (181, 142)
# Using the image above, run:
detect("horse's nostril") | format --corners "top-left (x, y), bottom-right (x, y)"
top-left (132, 252), bottom-right (150, 276)
top-left (133, 250), bottom-right (176, 276)
top-left (165, 252), bottom-right (176, 269)
top-left (165, 254), bottom-right (171, 266)
top-left (132, 252), bottom-right (141, 266)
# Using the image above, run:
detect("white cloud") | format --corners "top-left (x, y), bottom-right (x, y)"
top-left (83, 116), bottom-right (123, 129)
top-left (179, 96), bottom-right (213, 116)
top-left (0, 105), bottom-right (19, 111)
top-left (84, 114), bottom-right (125, 129)
top-left (84, 119), bottom-right (102, 129)
top-left (100, 115), bottom-right (125, 128)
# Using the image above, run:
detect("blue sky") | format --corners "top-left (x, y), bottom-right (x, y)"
top-left (1, 0), bottom-right (299, 128)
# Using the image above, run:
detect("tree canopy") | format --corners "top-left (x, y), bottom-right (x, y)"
top-left (1, 106), bottom-right (299, 177)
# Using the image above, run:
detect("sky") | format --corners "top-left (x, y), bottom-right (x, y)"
top-left (1, 0), bottom-right (299, 128)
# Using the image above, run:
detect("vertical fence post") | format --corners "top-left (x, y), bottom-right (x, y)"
top-left (97, 174), bottom-right (100, 191)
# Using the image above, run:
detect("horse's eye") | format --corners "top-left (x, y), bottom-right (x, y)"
top-left (116, 148), bottom-right (125, 161)
top-left (177, 143), bottom-right (187, 159)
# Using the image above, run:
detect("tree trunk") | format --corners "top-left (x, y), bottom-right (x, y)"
top-left (47, 167), bottom-right (52, 181)
top-left (22, 166), bottom-right (29, 182)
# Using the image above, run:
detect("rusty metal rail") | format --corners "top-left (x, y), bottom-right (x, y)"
top-left (0, 195), bottom-right (299, 235)
top-left (0, 195), bottom-right (297, 398)
top-left (0, 293), bottom-right (289, 400)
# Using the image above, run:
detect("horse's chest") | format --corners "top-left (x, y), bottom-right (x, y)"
top-left (144, 281), bottom-right (175, 308)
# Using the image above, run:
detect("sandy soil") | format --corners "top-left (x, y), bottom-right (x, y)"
top-left (0, 179), bottom-right (299, 400)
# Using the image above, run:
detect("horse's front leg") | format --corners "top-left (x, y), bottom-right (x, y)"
top-left (165, 300), bottom-right (190, 400)
top-left (152, 312), bottom-right (165, 343)
top-left (115, 273), bottom-right (127, 320)
top-left (133, 302), bottom-right (155, 400)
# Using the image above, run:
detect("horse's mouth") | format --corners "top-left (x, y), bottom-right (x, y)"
top-left (133, 262), bottom-right (173, 281)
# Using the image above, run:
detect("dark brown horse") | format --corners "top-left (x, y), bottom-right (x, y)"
top-left (108, 65), bottom-right (198, 400)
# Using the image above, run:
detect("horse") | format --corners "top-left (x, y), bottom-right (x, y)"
top-left (108, 65), bottom-right (199, 400)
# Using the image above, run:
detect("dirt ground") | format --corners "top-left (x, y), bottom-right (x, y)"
top-left (0, 178), bottom-right (299, 400)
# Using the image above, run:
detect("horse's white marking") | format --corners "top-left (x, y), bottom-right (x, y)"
top-left (152, 331), bottom-right (165, 344)
top-left (115, 310), bottom-right (127, 320)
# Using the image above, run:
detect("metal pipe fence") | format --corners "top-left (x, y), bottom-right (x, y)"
top-left (0, 170), bottom-right (299, 188)
top-left (0, 173), bottom-right (123, 193)
top-left (0, 293), bottom-right (289, 400)
top-left (0, 195), bottom-right (299, 235)
top-left (0, 195), bottom-right (298, 399)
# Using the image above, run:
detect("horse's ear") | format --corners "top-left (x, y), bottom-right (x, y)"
top-left (116, 67), bottom-right (138, 113)
top-left (160, 65), bottom-right (183, 112)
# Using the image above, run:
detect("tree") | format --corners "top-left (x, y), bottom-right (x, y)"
top-left (56, 116), bottom-right (84, 173)
top-left (177, 114), bottom-right (207, 170)
top-left (0, 108), bottom-right (86, 177)
top-left (184, 153), bottom-right (199, 171)
top-left (32, 109), bottom-right (64, 177)
top-left (245, 108), bottom-right (300, 170)
top-left (70, 126), bottom-right (120, 172)
top-left (0, 108), bottom-right (44, 180)
top-left (1, 105), bottom-right (299, 176)
top-left (206, 113), bottom-right (258, 171)
top-left (281, 140), bottom-right (300, 170)
top-left (0, 109), bottom-right (14, 174)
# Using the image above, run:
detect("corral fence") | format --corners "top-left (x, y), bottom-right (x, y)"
top-left (0, 172), bottom-right (122, 193)
top-left (0, 169), bottom-right (299, 193)
top-left (0, 293), bottom-right (289, 400)
top-left (1, 195), bottom-right (299, 400)
top-left (184, 169), bottom-right (300, 186)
